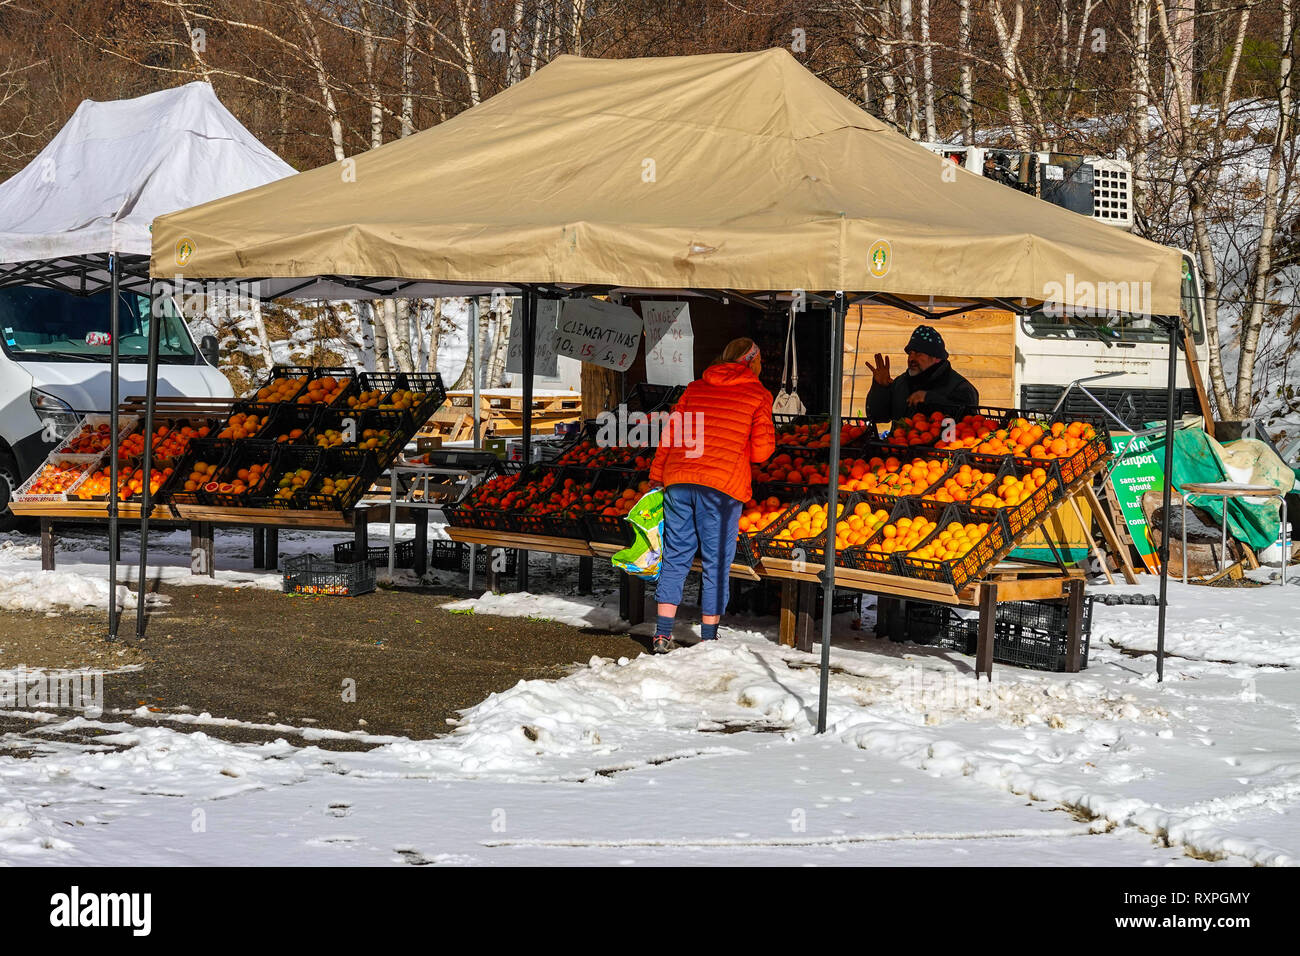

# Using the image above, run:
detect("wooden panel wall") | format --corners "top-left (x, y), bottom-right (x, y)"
top-left (843, 303), bottom-right (1017, 417)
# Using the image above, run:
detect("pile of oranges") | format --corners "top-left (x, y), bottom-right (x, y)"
top-left (257, 375), bottom-right (308, 403)
top-left (887, 411), bottom-right (953, 446)
top-left (908, 521), bottom-right (992, 563)
top-left (775, 420), bottom-right (871, 449)
top-left (379, 389), bottom-right (426, 412)
top-left (65, 422), bottom-right (115, 454)
top-left (931, 413), bottom-right (1002, 449)
top-left (739, 497), bottom-right (794, 535)
top-left (24, 461), bottom-right (88, 496)
top-left (218, 412), bottom-right (265, 440)
top-left (205, 461), bottom-right (269, 496)
top-left (923, 463), bottom-right (999, 503)
top-left (772, 501), bottom-right (890, 551)
top-left (841, 457), bottom-right (948, 496)
top-left (118, 422), bottom-right (210, 461)
top-left (346, 389), bottom-right (386, 410)
top-left (598, 481), bottom-right (654, 517)
top-left (273, 467), bottom-right (314, 501)
top-left (970, 468), bottom-right (1050, 508)
top-left (860, 515), bottom-right (938, 557)
top-left (356, 427), bottom-right (392, 452)
top-left (972, 418), bottom-right (1096, 460)
top-left (74, 467), bottom-right (122, 499)
top-left (181, 461), bottom-right (219, 493)
top-left (315, 474), bottom-right (355, 501)
top-left (120, 466), bottom-right (172, 499)
top-left (315, 428), bottom-right (344, 448)
top-left (297, 376), bottom-right (351, 405)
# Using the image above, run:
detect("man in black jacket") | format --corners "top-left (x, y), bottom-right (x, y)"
top-left (865, 325), bottom-right (979, 422)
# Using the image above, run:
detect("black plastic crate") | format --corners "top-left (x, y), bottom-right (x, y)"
top-left (428, 540), bottom-right (519, 575)
top-left (216, 403), bottom-right (281, 441)
top-left (333, 539), bottom-right (416, 569)
top-left (554, 418), bottom-right (656, 471)
top-left (967, 453), bottom-right (1063, 538)
top-left (839, 497), bottom-right (943, 575)
top-left (282, 554), bottom-right (375, 597)
top-left (204, 440), bottom-right (278, 508)
top-left (754, 492), bottom-right (891, 566)
top-left (312, 407), bottom-right (413, 463)
top-left (924, 598), bottom-right (1093, 672)
top-left (249, 365), bottom-right (315, 403)
top-left (250, 445), bottom-right (323, 509)
top-left (625, 382), bottom-right (685, 413)
top-left (357, 370), bottom-right (447, 426)
top-left (298, 447), bottom-right (380, 512)
top-left (163, 438), bottom-right (233, 506)
top-left (262, 403), bottom-right (323, 445)
top-left (898, 504), bottom-right (1010, 591)
top-left (771, 415), bottom-right (876, 455)
top-left (734, 499), bottom-right (803, 567)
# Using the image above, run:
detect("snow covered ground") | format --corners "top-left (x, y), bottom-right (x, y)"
top-left (0, 525), bottom-right (1297, 865)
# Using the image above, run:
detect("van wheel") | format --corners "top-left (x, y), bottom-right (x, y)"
top-left (0, 450), bottom-right (19, 531)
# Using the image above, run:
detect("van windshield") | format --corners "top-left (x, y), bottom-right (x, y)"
top-left (0, 286), bottom-right (197, 363)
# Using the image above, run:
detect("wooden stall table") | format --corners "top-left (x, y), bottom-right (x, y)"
top-left (446, 525), bottom-right (596, 596)
top-left (425, 388), bottom-right (582, 442)
top-left (760, 455), bottom-right (1116, 679)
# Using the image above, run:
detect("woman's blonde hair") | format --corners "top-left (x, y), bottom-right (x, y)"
top-left (713, 337), bottom-right (760, 367)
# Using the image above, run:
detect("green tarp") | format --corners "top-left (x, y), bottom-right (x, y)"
top-left (1146, 427), bottom-right (1285, 550)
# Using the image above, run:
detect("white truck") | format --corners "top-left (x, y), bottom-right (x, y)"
top-left (0, 283), bottom-right (233, 524)
top-left (921, 144), bottom-right (1212, 424)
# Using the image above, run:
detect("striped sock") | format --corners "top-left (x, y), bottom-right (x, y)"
top-left (701, 622), bottom-right (719, 641)
top-left (656, 614), bottom-right (675, 638)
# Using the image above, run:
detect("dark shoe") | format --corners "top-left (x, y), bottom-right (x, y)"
top-left (652, 634), bottom-right (676, 654)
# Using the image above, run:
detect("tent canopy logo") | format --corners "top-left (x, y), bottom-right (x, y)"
top-left (868, 240), bottom-right (891, 278)
top-left (175, 237), bottom-right (195, 266)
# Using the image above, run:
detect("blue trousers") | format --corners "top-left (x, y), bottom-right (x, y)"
top-left (655, 484), bottom-right (743, 616)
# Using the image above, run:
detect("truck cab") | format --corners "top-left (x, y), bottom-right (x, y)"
top-left (0, 284), bottom-right (233, 521)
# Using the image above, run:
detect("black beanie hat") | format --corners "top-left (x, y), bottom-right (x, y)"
top-left (905, 325), bottom-right (947, 360)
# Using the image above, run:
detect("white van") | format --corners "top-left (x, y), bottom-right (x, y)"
top-left (0, 283), bottom-right (232, 523)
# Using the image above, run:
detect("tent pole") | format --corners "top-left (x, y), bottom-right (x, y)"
top-left (516, 290), bottom-right (536, 592)
top-left (1155, 314), bottom-right (1179, 683)
top-left (107, 253), bottom-right (121, 641)
top-left (816, 292), bottom-right (847, 734)
top-left (134, 282), bottom-right (164, 639)
top-left (471, 296), bottom-right (481, 448)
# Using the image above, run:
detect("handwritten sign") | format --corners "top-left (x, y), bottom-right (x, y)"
top-left (506, 298), bottom-right (559, 377)
top-left (641, 301), bottom-right (694, 386)
top-left (554, 298), bottom-right (642, 372)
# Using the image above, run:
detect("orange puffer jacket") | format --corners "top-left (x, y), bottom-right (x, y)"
top-left (649, 363), bottom-right (776, 503)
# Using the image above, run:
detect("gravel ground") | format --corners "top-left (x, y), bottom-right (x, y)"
top-left (0, 583), bottom-right (646, 746)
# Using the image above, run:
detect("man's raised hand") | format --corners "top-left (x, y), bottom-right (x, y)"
top-left (865, 353), bottom-right (893, 387)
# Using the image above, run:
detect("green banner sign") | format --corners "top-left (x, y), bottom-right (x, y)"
top-left (1107, 434), bottom-right (1165, 573)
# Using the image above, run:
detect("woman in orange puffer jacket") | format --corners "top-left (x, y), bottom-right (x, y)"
top-left (648, 337), bottom-right (775, 653)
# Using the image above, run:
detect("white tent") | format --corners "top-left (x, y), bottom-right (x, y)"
top-left (0, 81), bottom-right (294, 289)
top-left (0, 82), bottom-right (294, 644)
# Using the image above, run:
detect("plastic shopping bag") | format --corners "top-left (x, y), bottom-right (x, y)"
top-left (611, 489), bottom-right (664, 581)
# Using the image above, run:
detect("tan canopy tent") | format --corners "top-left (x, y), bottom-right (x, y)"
top-left (151, 48), bottom-right (1182, 313)
top-left (145, 49), bottom-right (1192, 712)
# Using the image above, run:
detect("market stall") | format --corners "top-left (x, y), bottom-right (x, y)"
top-left (149, 50), bottom-right (1189, 712)
top-left (11, 367), bottom-right (449, 586)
